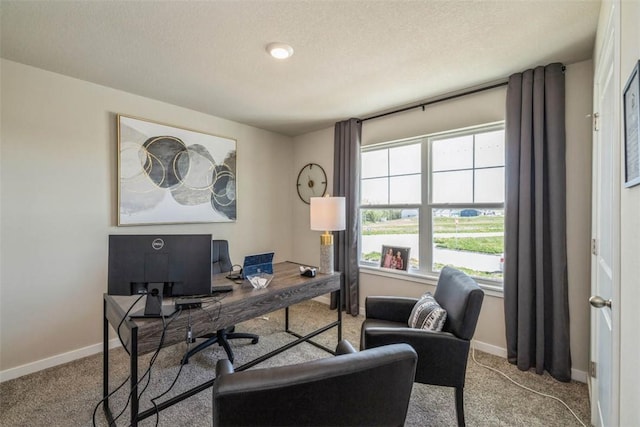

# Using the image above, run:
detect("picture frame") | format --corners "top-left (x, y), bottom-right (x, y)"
top-left (623, 60), bottom-right (640, 188)
top-left (117, 114), bottom-right (237, 225)
top-left (380, 245), bottom-right (411, 272)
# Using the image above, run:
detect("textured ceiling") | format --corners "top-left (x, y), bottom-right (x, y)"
top-left (1, 0), bottom-right (601, 136)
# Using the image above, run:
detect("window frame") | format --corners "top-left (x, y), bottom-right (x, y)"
top-left (359, 122), bottom-right (505, 288)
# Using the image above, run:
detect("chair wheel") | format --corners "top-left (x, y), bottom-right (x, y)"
top-left (251, 338), bottom-right (259, 344)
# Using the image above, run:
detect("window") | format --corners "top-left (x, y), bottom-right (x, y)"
top-left (359, 123), bottom-right (505, 284)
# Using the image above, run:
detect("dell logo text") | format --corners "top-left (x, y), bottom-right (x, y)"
top-left (151, 238), bottom-right (165, 250)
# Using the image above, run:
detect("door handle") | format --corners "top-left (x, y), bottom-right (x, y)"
top-left (589, 296), bottom-right (612, 309)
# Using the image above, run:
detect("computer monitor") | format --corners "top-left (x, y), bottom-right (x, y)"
top-left (108, 234), bottom-right (213, 316)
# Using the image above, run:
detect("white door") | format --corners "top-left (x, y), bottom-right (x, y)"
top-left (590, 3), bottom-right (620, 426)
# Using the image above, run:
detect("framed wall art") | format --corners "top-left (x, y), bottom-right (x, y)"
top-left (117, 114), bottom-right (237, 225)
top-left (380, 245), bottom-right (411, 272)
top-left (623, 60), bottom-right (640, 188)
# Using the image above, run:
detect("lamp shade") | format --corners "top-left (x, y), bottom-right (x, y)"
top-left (310, 197), bottom-right (346, 231)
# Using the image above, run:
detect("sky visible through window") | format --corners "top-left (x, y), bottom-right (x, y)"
top-left (361, 143), bottom-right (421, 205)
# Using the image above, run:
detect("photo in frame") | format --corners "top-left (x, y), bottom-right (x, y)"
top-left (380, 245), bottom-right (411, 272)
top-left (117, 114), bottom-right (237, 225)
top-left (623, 60), bottom-right (640, 188)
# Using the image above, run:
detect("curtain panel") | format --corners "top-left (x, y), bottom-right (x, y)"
top-left (331, 118), bottom-right (361, 315)
top-left (504, 63), bottom-right (571, 382)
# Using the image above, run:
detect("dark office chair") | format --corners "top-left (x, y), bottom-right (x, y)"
top-left (360, 266), bottom-right (484, 427)
top-left (182, 240), bottom-right (259, 364)
top-left (213, 340), bottom-right (417, 427)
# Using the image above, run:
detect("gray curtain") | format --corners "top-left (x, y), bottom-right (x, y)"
top-left (504, 63), bottom-right (571, 382)
top-left (330, 118), bottom-right (361, 316)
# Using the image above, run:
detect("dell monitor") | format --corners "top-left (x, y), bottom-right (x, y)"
top-left (108, 234), bottom-right (213, 317)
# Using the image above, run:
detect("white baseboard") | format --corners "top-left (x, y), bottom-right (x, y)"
top-left (471, 340), bottom-right (508, 358)
top-left (317, 298), bottom-right (588, 383)
top-left (1, 304), bottom-right (588, 385)
top-left (313, 295), bottom-right (331, 305)
top-left (571, 368), bottom-right (588, 383)
top-left (2, 298), bottom-right (331, 382)
top-left (0, 338), bottom-right (121, 383)
top-left (470, 340), bottom-right (587, 383)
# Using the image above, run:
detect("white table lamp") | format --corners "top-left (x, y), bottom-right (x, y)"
top-left (310, 196), bottom-right (346, 274)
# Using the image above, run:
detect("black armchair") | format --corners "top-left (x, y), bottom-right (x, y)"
top-left (212, 340), bottom-right (417, 427)
top-left (182, 240), bottom-right (259, 364)
top-left (360, 266), bottom-right (484, 427)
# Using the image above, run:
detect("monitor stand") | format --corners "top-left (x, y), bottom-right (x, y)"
top-left (129, 282), bottom-right (178, 319)
top-left (129, 306), bottom-right (177, 319)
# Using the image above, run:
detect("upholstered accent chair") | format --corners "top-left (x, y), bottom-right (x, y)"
top-left (361, 266), bottom-right (484, 426)
top-left (182, 240), bottom-right (259, 364)
top-left (212, 340), bottom-right (417, 427)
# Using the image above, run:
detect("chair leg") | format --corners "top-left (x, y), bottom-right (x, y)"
top-left (182, 328), bottom-right (260, 364)
top-left (218, 330), bottom-right (260, 363)
top-left (218, 331), bottom-right (236, 363)
top-left (455, 387), bottom-right (465, 427)
top-left (226, 332), bottom-right (260, 344)
top-left (182, 335), bottom-right (218, 365)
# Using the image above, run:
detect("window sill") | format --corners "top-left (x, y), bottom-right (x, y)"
top-left (360, 265), bottom-right (439, 286)
top-left (359, 265), bottom-right (504, 299)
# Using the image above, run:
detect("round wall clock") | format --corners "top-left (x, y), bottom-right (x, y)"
top-left (296, 163), bottom-right (327, 204)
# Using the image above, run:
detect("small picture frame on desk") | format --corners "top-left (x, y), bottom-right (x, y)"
top-left (623, 60), bottom-right (640, 188)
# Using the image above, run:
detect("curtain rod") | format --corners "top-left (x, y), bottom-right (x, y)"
top-left (360, 64), bottom-right (567, 123)
top-left (360, 80), bottom-right (508, 123)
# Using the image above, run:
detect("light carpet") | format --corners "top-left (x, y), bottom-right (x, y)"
top-left (0, 300), bottom-right (590, 426)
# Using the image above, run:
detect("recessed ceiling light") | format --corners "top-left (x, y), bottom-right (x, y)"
top-left (266, 42), bottom-right (294, 59)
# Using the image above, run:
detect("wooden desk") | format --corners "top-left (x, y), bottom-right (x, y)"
top-left (102, 262), bottom-right (341, 426)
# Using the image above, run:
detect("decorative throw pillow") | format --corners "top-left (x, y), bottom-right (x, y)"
top-left (408, 292), bottom-right (447, 331)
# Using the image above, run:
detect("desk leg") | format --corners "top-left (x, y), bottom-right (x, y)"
top-left (130, 326), bottom-right (138, 427)
top-left (285, 306), bottom-right (290, 331)
top-left (338, 289), bottom-right (342, 342)
top-left (102, 299), bottom-right (111, 422)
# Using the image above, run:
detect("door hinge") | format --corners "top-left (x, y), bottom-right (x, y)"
top-left (590, 361), bottom-right (597, 378)
top-left (593, 112), bottom-right (600, 131)
top-left (591, 238), bottom-right (598, 256)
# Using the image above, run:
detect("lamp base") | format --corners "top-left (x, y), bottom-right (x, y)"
top-left (319, 232), bottom-right (334, 274)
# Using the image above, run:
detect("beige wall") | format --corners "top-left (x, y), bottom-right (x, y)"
top-left (292, 127), bottom-right (336, 269)
top-left (618, 0), bottom-right (640, 424)
top-left (292, 61), bottom-right (594, 378)
top-left (0, 54), bottom-right (599, 383)
top-left (564, 59), bottom-right (594, 378)
top-left (0, 59), bottom-right (294, 374)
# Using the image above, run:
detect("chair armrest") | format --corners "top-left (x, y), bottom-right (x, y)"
top-left (335, 339), bottom-right (357, 355)
top-left (362, 326), bottom-right (470, 387)
top-left (215, 359), bottom-right (235, 377)
top-left (365, 296), bottom-right (417, 323)
top-left (364, 326), bottom-right (467, 350)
